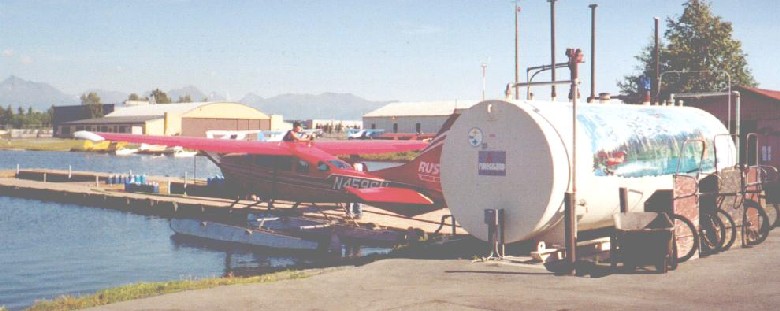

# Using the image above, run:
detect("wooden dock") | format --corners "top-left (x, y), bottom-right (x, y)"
top-left (0, 169), bottom-right (464, 241)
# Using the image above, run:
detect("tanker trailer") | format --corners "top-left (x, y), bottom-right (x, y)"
top-left (440, 100), bottom-right (736, 244)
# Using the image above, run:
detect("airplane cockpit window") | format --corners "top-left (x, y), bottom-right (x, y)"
top-left (254, 155), bottom-right (275, 167)
top-left (317, 161), bottom-right (330, 172)
top-left (297, 160), bottom-right (310, 173)
top-left (328, 160), bottom-right (352, 170)
top-left (254, 155), bottom-right (293, 171)
top-left (276, 157), bottom-right (293, 171)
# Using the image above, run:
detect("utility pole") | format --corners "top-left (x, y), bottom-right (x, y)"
top-left (515, 2), bottom-right (521, 100)
top-left (589, 4), bottom-right (597, 103)
top-left (481, 63), bottom-right (488, 101)
top-left (654, 17), bottom-right (660, 105)
top-left (549, 0), bottom-right (557, 100)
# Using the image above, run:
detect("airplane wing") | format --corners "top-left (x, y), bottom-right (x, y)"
top-left (313, 140), bottom-right (428, 155)
top-left (81, 132), bottom-right (292, 155)
top-left (77, 132), bottom-right (427, 156)
top-left (344, 187), bottom-right (434, 205)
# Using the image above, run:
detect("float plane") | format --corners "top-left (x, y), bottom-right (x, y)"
top-left (76, 127), bottom-right (452, 216)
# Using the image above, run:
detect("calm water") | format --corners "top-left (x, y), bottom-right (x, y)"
top-left (0, 150), bottom-right (394, 310)
top-left (0, 150), bottom-right (222, 179)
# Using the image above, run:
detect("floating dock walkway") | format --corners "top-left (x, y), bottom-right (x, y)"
top-left (0, 169), bottom-right (464, 242)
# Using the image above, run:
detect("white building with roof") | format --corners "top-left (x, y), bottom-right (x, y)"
top-left (60, 101), bottom-right (281, 137)
top-left (362, 100), bottom-right (479, 134)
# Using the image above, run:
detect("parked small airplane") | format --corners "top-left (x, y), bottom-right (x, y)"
top-left (75, 129), bottom-right (450, 216)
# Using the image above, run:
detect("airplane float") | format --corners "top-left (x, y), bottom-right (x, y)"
top-left (75, 130), bottom-right (448, 216)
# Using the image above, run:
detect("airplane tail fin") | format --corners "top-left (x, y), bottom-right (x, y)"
top-left (370, 113), bottom-right (459, 206)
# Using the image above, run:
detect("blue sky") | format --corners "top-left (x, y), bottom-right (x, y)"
top-left (1, 0), bottom-right (777, 102)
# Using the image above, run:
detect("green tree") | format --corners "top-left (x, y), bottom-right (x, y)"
top-left (81, 92), bottom-right (104, 118)
top-left (2, 105), bottom-right (13, 128)
top-left (150, 89), bottom-right (171, 104)
top-left (45, 106), bottom-right (53, 127)
top-left (4, 105), bottom-right (13, 123)
top-left (128, 93), bottom-right (140, 101)
top-left (618, 0), bottom-right (756, 103)
top-left (177, 95), bottom-right (192, 103)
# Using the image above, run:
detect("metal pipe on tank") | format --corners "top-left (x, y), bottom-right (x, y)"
top-left (654, 17), bottom-right (660, 105)
top-left (566, 47), bottom-right (582, 275)
top-left (515, 3), bottom-right (521, 100)
top-left (735, 91), bottom-right (741, 164)
top-left (726, 72), bottom-right (732, 135)
top-left (589, 4), bottom-right (597, 103)
top-left (549, 0), bottom-right (557, 100)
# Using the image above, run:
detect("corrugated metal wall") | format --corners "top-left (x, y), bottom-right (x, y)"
top-left (181, 118), bottom-right (270, 137)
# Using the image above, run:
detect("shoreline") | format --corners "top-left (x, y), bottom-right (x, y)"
top-left (80, 232), bottom-right (780, 310)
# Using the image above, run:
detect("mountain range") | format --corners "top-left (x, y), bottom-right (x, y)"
top-left (0, 76), bottom-right (391, 120)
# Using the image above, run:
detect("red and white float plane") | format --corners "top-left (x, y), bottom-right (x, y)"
top-left (76, 126), bottom-right (451, 216)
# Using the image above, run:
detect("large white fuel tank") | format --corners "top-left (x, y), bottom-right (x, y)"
top-left (440, 100), bottom-right (736, 243)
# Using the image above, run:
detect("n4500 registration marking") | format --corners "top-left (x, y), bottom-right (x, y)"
top-left (332, 176), bottom-right (390, 190)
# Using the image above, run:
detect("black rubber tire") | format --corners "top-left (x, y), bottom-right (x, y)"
top-left (699, 212), bottom-right (726, 255)
top-left (716, 208), bottom-right (737, 251)
top-left (670, 214), bottom-right (699, 263)
top-left (768, 203), bottom-right (780, 228)
top-left (668, 241), bottom-right (678, 271)
top-left (744, 201), bottom-right (770, 246)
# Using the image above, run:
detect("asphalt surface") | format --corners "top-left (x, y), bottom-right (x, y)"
top-left (88, 232), bottom-right (780, 311)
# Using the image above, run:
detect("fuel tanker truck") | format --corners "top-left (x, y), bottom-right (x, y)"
top-left (440, 99), bottom-right (736, 245)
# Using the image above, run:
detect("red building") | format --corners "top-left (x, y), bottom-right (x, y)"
top-left (684, 86), bottom-right (780, 169)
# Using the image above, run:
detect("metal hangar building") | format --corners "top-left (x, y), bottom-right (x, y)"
top-left (362, 100), bottom-right (478, 134)
top-left (58, 101), bottom-right (281, 137)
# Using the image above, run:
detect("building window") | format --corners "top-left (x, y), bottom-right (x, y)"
top-left (393, 123), bottom-right (398, 133)
top-left (415, 123), bottom-right (421, 134)
top-left (371, 123), bottom-right (376, 129)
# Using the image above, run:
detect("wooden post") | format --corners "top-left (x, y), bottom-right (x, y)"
top-left (619, 187), bottom-right (629, 213)
top-left (564, 192), bottom-right (577, 275)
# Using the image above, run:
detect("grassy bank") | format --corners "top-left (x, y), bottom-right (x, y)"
top-left (27, 270), bottom-right (309, 311)
top-left (21, 237), bottom-right (469, 311)
top-left (0, 138), bottom-right (83, 152)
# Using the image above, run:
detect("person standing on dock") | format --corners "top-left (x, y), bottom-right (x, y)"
top-left (348, 159), bottom-right (366, 219)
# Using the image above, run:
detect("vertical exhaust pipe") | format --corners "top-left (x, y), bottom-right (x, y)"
top-left (515, 3), bottom-right (521, 100)
top-left (654, 17), bottom-right (660, 105)
top-left (588, 4), bottom-right (597, 103)
top-left (549, 0), bottom-right (557, 100)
